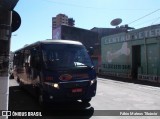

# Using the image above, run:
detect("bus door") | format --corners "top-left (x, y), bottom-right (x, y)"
top-left (27, 47), bottom-right (41, 85)
top-left (14, 51), bottom-right (25, 81)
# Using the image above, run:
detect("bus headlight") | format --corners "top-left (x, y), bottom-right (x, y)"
top-left (44, 82), bottom-right (59, 89)
top-left (90, 79), bottom-right (97, 85)
top-left (53, 83), bottom-right (59, 89)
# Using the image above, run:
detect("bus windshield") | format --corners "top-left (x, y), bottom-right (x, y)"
top-left (42, 44), bottom-right (93, 69)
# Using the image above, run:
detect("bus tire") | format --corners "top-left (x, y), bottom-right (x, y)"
top-left (82, 98), bottom-right (92, 103)
top-left (38, 93), bottom-right (44, 106)
top-left (38, 90), bottom-right (46, 108)
top-left (9, 73), bottom-right (14, 79)
top-left (17, 77), bottom-right (20, 83)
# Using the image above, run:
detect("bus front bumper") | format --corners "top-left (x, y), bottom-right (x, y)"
top-left (42, 80), bottom-right (97, 102)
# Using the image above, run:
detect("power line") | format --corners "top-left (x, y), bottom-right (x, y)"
top-left (42, 0), bottom-right (151, 11)
top-left (151, 17), bottom-right (160, 25)
top-left (128, 9), bottom-right (160, 25)
top-left (133, 17), bottom-right (160, 27)
top-left (42, 0), bottom-right (102, 9)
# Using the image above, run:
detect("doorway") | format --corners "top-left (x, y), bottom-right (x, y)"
top-left (132, 45), bottom-right (141, 79)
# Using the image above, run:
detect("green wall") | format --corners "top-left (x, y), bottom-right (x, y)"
top-left (101, 24), bottom-right (160, 82)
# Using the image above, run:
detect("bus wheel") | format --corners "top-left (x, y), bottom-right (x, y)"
top-left (81, 98), bottom-right (92, 104)
top-left (9, 73), bottom-right (14, 79)
top-left (38, 91), bottom-right (46, 108)
top-left (38, 93), bottom-right (44, 106)
top-left (17, 77), bottom-right (20, 83)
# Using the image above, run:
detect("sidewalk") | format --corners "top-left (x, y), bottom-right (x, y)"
top-left (9, 79), bottom-right (19, 87)
top-left (98, 74), bottom-right (160, 87)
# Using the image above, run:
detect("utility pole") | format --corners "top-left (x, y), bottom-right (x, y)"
top-left (0, 7), bottom-right (12, 110)
top-left (0, 0), bottom-right (20, 118)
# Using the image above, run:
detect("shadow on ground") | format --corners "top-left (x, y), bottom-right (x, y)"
top-left (8, 86), bottom-right (94, 119)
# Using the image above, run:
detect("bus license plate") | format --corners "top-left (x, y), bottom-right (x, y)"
top-left (72, 88), bottom-right (82, 93)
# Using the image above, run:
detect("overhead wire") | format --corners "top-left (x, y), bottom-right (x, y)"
top-left (128, 9), bottom-right (160, 25)
top-left (42, 0), bottom-right (102, 9)
top-left (41, 0), bottom-right (150, 11)
top-left (42, 0), bottom-right (160, 27)
top-left (151, 17), bottom-right (160, 25)
top-left (133, 17), bottom-right (160, 27)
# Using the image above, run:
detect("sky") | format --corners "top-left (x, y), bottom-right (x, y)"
top-left (11, 0), bottom-right (160, 51)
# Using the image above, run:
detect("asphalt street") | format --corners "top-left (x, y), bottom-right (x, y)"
top-left (8, 77), bottom-right (160, 119)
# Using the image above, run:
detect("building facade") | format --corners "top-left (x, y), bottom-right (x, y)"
top-left (52, 14), bottom-right (75, 30)
top-left (100, 24), bottom-right (160, 83)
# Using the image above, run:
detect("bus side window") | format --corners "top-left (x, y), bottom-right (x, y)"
top-left (24, 55), bottom-right (31, 74)
top-left (28, 48), bottom-right (40, 79)
top-left (14, 52), bottom-right (24, 67)
top-left (30, 48), bottom-right (41, 70)
top-left (35, 52), bottom-right (41, 70)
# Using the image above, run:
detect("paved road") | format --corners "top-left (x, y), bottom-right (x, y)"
top-left (92, 78), bottom-right (160, 110)
top-left (8, 78), bottom-right (160, 119)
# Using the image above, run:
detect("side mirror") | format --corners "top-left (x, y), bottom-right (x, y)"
top-left (88, 47), bottom-right (94, 56)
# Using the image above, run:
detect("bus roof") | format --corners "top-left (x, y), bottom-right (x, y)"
top-left (40, 39), bottom-right (82, 45)
top-left (14, 39), bottom-right (83, 52)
